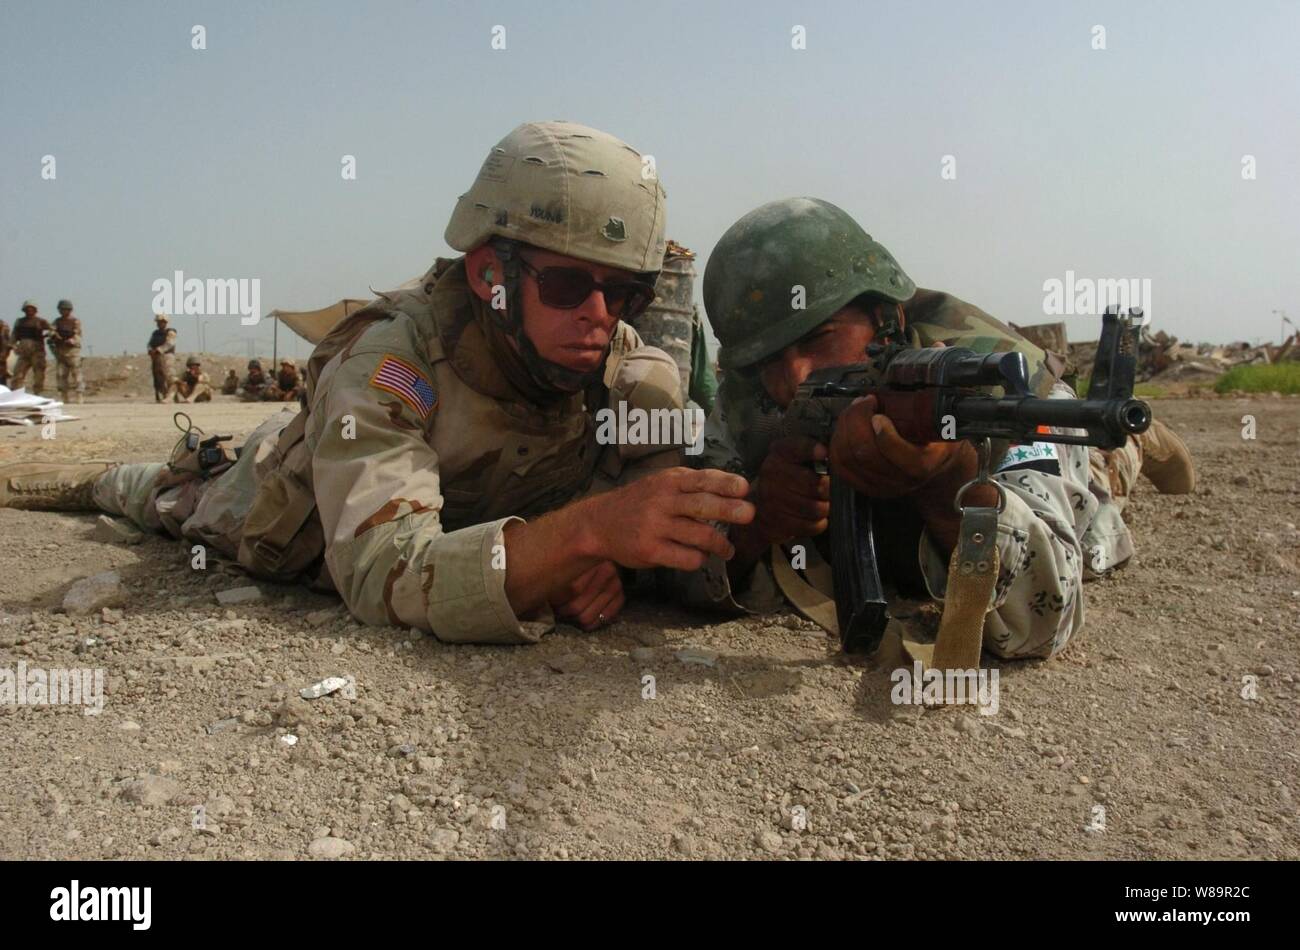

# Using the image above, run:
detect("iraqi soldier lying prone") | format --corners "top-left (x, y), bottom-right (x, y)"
top-left (682, 198), bottom-right (1194, 660)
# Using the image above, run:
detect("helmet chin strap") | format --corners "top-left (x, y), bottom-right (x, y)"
top-left (489, 238), bottom-right (606, 394)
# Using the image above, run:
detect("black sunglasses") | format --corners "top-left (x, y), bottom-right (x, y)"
top-left (517, 256), bottom-right (656, 319)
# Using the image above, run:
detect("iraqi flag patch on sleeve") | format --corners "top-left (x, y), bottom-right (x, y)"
top-left (996, 441), bottom-right (1061, 475)
top-left (369, 354), bottom-right (437, 419)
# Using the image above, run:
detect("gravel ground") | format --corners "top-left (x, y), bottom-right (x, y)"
top-left (1, 392), bottom-right (1297, 861)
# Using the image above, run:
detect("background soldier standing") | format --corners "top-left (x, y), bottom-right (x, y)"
top-left (173, 356), bottom-right (213, 403)
top-left (50, 299), bottom-right (84, 403)
top-left (147, 314), bottom-right (176, 401)
top-left (0, 317), bottom-right (10, 387)
top-left (238, 359), bottom-right (268, 401)
top-left (10, 300), bottom-right (51, 394)
top-left (261, 358), bottom-right (303, 401)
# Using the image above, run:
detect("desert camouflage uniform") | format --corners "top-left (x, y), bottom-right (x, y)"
top-left (11, 315), bottom-right (51, 393)
top-left (92, 258), bottom-right (683, 644)
top-left (173, 369), bottom-right (213, 403)
top-left (220, 371), bottom-right (240, 395)
top-left (263, 367), bottom-right (304, 401)
top-left (679, 288), bottom-right (1139, 660)
top-left (148, 325), bottom-right (177, 400)
top-left (238, 369), bottom-right (269, 401)
top-left (0, 321), bottom-right (10, 386)
top-left (50, 314), bottom-right (83, 402)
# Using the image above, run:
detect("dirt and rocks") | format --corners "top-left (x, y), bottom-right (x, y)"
top-left (1, 396), bottom-right (1297, 861)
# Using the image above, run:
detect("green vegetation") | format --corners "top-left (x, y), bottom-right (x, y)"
top-left (1213, 362), bottom-right (1300, 395)
top-left (1075, 377), bottom-right (1169, 399)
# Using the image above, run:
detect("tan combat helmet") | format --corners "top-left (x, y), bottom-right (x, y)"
top-left (445, 121), bottom-right (667, 274)
top-left (444, 121), bottom-right (667, 392)
top-left (155, 313), bottom-right (168, 323)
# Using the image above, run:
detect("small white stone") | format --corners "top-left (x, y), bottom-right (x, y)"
top-left (300, 676), bottom-right (349, 699)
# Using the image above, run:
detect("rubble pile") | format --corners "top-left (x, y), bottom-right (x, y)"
top-left (1012, 321), bottom-right (1299, 386)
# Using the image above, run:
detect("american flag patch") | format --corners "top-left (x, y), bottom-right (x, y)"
top-left (369, 355), bottom-right (437, 419)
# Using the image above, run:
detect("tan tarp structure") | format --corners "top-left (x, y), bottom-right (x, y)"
top-left (270, 298), bottom-right (374, 345)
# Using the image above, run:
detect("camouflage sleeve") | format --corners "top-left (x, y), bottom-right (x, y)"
top-left (307, 314), bottom-right (548, 645)
top-left (905, 289), bottom-right (1056, 396)
top-left (917, 381), bottom-right (1098, 660)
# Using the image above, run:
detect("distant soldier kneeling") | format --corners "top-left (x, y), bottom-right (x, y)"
top-left (173, 356), bottom-right (213, 403)
top-left (262, 358), bottom-right (304, 401)
top-left (238, 359), bottom-right (268, 401)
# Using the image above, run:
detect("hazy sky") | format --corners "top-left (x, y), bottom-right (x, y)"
top-left (2, 0), bottom-right (1297, 357)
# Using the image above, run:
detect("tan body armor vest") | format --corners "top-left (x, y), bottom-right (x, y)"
top-left (238, 258), bottom-right (671, 584)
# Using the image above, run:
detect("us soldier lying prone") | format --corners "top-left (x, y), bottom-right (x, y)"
top-left (0, 122), bottom-right (755, 643)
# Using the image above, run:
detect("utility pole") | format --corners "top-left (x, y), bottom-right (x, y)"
top-left (1273, 309), bottom-right (1293, 345)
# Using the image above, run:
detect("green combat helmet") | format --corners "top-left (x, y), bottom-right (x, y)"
top-left (704, 197), bottom-right (915, 371)
top-left (57, 299), bottom-right (73, 311)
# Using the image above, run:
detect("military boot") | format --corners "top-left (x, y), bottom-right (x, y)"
top-left (0, 461), bottom-right (117, 511)
top-left (1137, 418), bottom-right (1195, 494)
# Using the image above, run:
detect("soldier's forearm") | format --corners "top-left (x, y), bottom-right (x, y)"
top-left (501, 496), bottom-right (609, 617)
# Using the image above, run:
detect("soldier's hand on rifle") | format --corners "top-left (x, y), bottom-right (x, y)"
top-left (829, 393), bottom-right (973, 498)
top-left (751, 436), bottom-right (832, 541)
top-left (552, 560), bottom-right (624, 629)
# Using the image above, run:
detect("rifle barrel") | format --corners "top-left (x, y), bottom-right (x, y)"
top-left (948, 394), bottom-right (1151, 445)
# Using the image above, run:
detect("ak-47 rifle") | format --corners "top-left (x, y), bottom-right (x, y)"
top-left (773, 307), bottom-right (1152, 654)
